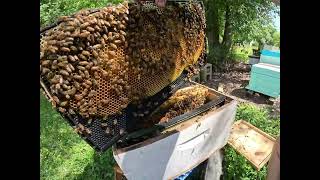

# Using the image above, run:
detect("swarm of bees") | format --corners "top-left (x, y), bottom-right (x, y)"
top-left (40, 1), bottom-right (206, 124)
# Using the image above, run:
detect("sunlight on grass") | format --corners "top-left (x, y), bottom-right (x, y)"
top-left (40, 93), bottom-right (114, 180)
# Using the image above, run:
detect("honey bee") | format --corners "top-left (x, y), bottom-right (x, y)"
top-left (91, 66), bottom-right (99, 71)
top-left (94, 71), bottom-right (100, 79)
top-left (119, 128), bottom-right (125, 135)
top-left (61, 47), bottom-right (70, 52)
top-left (108, 51), bottom-right (116, 56)
top-left (100, 37), bottom-right (106, 45)
top-left (85, 128), bottom-right (92, 135)
top-left (86, 26), bottom-right (95, 32)
top-left (105, 127), bottom-right (111, 134)
top-left (73, 75), bottom-right (83, 81)
top-left (94, 25), bottom-right (101, 32)
top-left (82, 82), bottom-right (91, 89)
top-left (40, 52), bottom-right (44, 59)
top-left (59, 70), bottom-right (69, 76)
top-left (80, 50), bottom-right (90, 57)
top-left (47, 46), bottom-right (58, 53)
top-left (120, 104), bottom-right (127, 109)
top-left (81, 71), bottom-right (88, 79)
top-left (58, 16), bottom-right (69, 22)
top-left (123, 15), bottom-right (129, 22)
top-left (101, 122), bottom-right (108, 127)
top-left (58, 107), bottom-right (66, 113)
top-left (78, 54), bottom-right (87, 61)
top-left (68, 108), bottom-right (75, 115)
top-left (70, 45), bottom-right (78, 52)
top-left (109, 43), bottom-right (117, 49)
top-left (66, 88), bottom-right (77, 96)
top-left (102, 26), bottom-right (108, 33)
top-left (79, 31), bottom-right (90, 38)
top-left (77, 60), bottom-right (88, 66)
top-left (119, 30), bottom-right (126, 36)
top-left (41, 60), bottom-right (51, 67)
top-left (85, 80), bottom-right (93, 86)
top-left (60, 101), bottom-right (68, 107)
top-left (41, 68), bottom-right (50, 75)
top-left (85, 64), bottom-right (93, 71)
top-left (92, 50), bottom-right (99, 58)
top-left (65, 26), bottom-right (75, 32)
top-left (47, 40), bottom-right (57, 45)
top-left (93, 44), bottom-right (102, 49)
top-left (62, 83), bottom-right (71, 90)
top-left (52, 96), bottom-right (60, 104)
top-left (68, 64), bottom-right (75, 71)
top-left (80, 22), bottom-right (90, 29)
top-left (105, 21), bottom-right (111, 27)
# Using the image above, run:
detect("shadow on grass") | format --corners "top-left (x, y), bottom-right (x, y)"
top-left (230, 88), bottom-right (273, 105)
top-left (74, 150), bottom-right (115, 180)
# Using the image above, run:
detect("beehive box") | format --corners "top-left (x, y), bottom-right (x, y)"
top-left (259, 49), bottom-right (280, 66)
top-left (112, 83), bottom-right (237, 180)
top-left (246, 63), bottom-right (280, 98)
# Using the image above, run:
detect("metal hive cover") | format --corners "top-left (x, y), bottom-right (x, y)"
top-left (40, 0), bottom-right (206, 152)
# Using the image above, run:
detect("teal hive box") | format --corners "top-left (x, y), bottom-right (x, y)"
top-left (260, 49), bottom-right (280, 66)
top-left (246, 63), bottom-right (280, 98)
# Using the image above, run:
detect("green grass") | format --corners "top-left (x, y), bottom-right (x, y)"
top-left (223, 103), bottom-right (280, 180)
top-left (40, 93), bottom-right (115, 180)
top-left (40, 0), bottom-right (123, 27)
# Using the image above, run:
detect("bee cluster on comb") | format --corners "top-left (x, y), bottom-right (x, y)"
top-left (40, 2), bottom-right (131, 120)
top-left (137, 85), bottom-right (209, 128)
top-left (158, 85), bottom-right (209, 123)
top-left (40, 0), bottom-right (206, 138)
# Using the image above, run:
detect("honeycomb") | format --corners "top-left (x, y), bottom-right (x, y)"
top-left (144, 85), bottom-right (210, 127)
top-left (40, 1), bottom-right (206, 122)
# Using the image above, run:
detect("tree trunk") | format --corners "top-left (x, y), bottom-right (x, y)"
top-left (222, 4), bottom-right (232, 51)
top-left (205, 0), bottom-right (220, 47)
top-left (221, 3), bottom-right (233, 63)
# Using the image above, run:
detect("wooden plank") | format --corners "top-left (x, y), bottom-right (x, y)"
top-left (114, 164), bottom-right (126, 180)
top-left (227, 120), bottom-right (276, 170)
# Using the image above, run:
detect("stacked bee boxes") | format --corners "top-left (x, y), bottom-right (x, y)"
top-left (200, 63), bottom-right (212, 82)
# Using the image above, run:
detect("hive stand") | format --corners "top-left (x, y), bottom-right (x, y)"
top-left (200, 63), bottom-right (212, 82)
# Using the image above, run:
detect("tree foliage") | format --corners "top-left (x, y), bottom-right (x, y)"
top-left (203, 0), bottom-right (279, 69)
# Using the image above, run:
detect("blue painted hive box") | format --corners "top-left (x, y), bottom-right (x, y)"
top-left (259, 49), bottom-right (280, 66)
top-left (246, 63), bottom-right (280, 98)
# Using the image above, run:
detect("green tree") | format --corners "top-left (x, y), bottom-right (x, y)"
top-left (272, 31), bottom-right (280, 47)
top-left (203, 0), bottom-right (279, 69)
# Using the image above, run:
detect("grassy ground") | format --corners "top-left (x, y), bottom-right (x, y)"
top-left (223, 103), bottom-right (280, 180)
top-left (40, 93), bottom-right (115, 180)
top-left (40, 0), bottom-right (122, 26)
